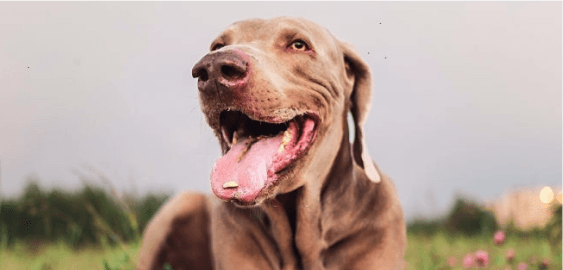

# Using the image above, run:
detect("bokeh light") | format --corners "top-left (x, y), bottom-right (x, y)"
top-left (539, 186), bottom-right (554, 204)
top-left (556, 192), bottom-right (562, 204)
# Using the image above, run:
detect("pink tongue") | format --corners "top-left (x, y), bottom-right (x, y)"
top-left (211, 135), bottom-right (283, 203)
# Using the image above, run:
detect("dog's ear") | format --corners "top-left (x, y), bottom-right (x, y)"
top-left (340, 41), bottom-right (381, 183)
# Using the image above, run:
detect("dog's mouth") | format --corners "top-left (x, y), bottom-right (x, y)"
top-left (211, 110), bottom-right (318, 206)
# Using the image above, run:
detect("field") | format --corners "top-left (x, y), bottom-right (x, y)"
top-left (0, 182), bottom-right (561, 270)
top-left (0, 241), bottom-right (140, 270)
top-left (1, 232), bottom-right (560, 270)
top-left (406, 231), bottom-right (561, 269)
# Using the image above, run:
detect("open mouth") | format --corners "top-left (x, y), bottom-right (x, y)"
top-left (211, 110), bottom-right (318, 205)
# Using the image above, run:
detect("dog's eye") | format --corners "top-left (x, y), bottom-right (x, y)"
top-left (289, 40), bottom-right (309, 51)
top-left (211, 43), bottom-right (225, 51)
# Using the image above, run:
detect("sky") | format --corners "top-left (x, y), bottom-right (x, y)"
top-left (0, 2), bottom-right (560, 220)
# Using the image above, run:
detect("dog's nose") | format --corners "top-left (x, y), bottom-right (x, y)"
top-left (192, 50), bottom-right (248, 94)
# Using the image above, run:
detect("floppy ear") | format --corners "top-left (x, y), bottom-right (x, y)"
top-left (341, 41), bottom-right (381, 183)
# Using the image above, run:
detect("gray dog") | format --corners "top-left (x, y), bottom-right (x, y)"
top-left (138, 17), bottom-right (406, 270)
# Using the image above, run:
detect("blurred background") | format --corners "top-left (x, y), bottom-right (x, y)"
top-left (0, 2), bottom-right (560, 269)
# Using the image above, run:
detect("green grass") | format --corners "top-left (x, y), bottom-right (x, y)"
top-left (0, 241), bottom-right (140, 270)
top-left (0, 180), bottom-right (560, 269)
top-left (0, 181), bottom-right (170, 249)
top-left (1, 231), bottom-right (560, 270)
top-left (0, 179), bottom-right (165, 269)
top-left (406, 231), bottom-right (561, 270)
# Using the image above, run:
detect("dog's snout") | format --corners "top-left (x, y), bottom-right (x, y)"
top-left (192, 50), bottom-right (249, 94)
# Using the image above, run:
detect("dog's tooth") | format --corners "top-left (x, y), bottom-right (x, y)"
top-left (223, 181), bottom-right (239, 189)
top-left (283, 129), bottom-right (292, 144)
top-left (278, 129), bottom-right (293, 153)
top-left (232, 131), bottom-right (238, 145)
top-left (221, 127), bottom-right (231, 147)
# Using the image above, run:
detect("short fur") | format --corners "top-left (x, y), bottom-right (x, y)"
top-left (138, 17), bottom-right (406, 270)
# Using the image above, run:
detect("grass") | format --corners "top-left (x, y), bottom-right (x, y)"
top-left (406, 231), bottom-right (561, 269)
top-left (0, 180), bottom-right (560, 269)
top-left (1, 232), bottom-right (560, 270)
top-left (0, 178), bottom-right (165, 270)
top-left (0, 241), bottom-right (140, 270)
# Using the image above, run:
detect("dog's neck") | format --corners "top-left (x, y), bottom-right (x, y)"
top-left (259, 127), bottom-right (363, 269)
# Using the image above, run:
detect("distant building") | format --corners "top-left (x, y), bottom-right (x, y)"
top-left (485, 187), bottom-right (562, 230)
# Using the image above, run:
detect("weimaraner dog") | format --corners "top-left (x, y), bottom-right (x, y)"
top-left (138, 17), bottom-right (406, 270)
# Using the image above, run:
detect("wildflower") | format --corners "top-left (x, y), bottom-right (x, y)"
top-left (447, 256), bottom-right (456, 267)
top-left (493, 230), bottom-right (505, 245)
top-left (505, 249), bottom-right (515, 261)
top-left (463, 254), bottom-right (474, 269)
top-left (540, 258), bottom-right (549, 269)
top-left (475, 250), bottom-right (489, 267)
top-left (517, 262), bottom-right (528, 270)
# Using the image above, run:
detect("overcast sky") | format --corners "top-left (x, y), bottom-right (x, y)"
top-left (0, 2), bottom-right (560, 220)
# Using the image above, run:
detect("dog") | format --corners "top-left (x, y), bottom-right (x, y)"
top-left (137, 17), bottom-right (406, 270)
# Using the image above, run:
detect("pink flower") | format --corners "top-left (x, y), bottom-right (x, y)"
top-left (447, 256), bottom-right (456, 267)
top-left (463, 254), bottom-right (474, 269)
top-left (475, 250), bottom-right (489, 267)
top-left (493, 230), bottom-right (505, 245)
top-left (540, 258), bottom-right (549, 269)
top-left (517, 262), bottom-right (528, 270)
top-left (505, 249), bottom-right (515, 261)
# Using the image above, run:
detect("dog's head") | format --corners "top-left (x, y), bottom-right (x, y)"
top-left (192, 17), bottom-right (380, 207)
